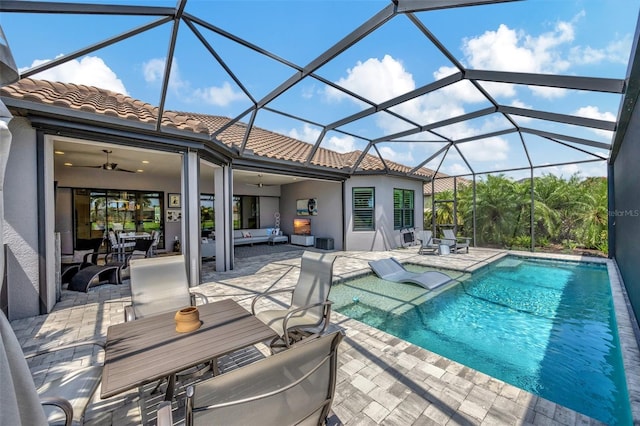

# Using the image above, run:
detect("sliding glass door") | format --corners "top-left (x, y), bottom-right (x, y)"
top-left (73, 189), bottom-right (164, 248)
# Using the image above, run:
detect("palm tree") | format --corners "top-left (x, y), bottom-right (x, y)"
top-left (575, 177), bottom-right (608, 252)
top-left (471, 175), bottom-right (521, 247)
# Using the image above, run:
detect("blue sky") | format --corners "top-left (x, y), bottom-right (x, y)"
top-left (3, 0), bottom-right (640, 179)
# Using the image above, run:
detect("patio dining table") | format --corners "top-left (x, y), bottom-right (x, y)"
top-left (100, 299), bottom-right (277, 401)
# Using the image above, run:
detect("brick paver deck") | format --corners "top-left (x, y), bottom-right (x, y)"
top-left (8, 246), bottom-right (639, 425)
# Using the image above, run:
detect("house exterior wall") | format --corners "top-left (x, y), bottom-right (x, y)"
top-left (280, 180), bottom-right (343, 250)
top-left (344, 175), bottom-right (425, 251)
top-left (613, 95), bottom-right (640, 326)
top-left (4, 117), bottom-right (40, 319)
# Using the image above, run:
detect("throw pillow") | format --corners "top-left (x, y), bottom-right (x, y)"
top-left (242, 231), bottom-right (252, 238)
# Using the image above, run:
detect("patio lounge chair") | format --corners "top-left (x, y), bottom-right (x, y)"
top-left (1, 310), bottom-right (104, 426)
top-left (418, 230), bottom-right (440, 255)
top-left (442, 228), bottom-right (471, 253)
top-left (60, 237), bottom-right (105, 284)
top-left (368, 257), bottom-right (452, 290)
top-left (156, 330), bottom-right (344, 426)
top-left (251, 251), bottom-right (337, 349)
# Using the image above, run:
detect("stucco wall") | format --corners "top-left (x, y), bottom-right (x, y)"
top-left (613, 97), bottom-right (640, 326)
top-left (4, 117), bottom-right (40, 319)
top-left (344, 175), bottom-right (425, 251)
top-left (280, 180), bottom-right (343, 250)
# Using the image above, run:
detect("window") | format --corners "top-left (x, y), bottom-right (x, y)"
top-left (394, 189), bottom-right (414, 230)
top-left (232, 196), bottom-right (259, 230)
top-left (200, 194), bottom-right (214, 237)
top-left (73, 188), bottom-right (163, 248)
top-left (353, 187), bottom-right (375, 231)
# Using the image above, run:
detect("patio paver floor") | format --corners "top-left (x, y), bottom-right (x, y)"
top-left (10, 245), bottom-right (637, 425)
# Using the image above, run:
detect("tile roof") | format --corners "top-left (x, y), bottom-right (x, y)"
top-left (2, 78), bottom-right (451, 185)
top-left (424, 176), bottom-right (471, 196)
top-left (1, 79), bottom-right (211, 134)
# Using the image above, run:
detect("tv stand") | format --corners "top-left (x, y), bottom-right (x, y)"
top-left (291, 234), bottom-right (314, 247)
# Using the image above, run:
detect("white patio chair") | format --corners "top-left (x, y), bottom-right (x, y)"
top-left (442, 228), bottom-right (471, 253)
top-left (251, 251), bottom-right (337, 349)
top-left (1, 310), bottom-right (104, 426)
top-left (157, 331), bottom-right (344, 426)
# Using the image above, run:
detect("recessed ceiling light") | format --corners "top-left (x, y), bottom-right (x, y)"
top-left (55, 150), bottom-right (64, 155)
top-left (64, 162), bottom-right (72, 166)
top-left (142, 160), bottom-right (149, 164)
top-left (137, 169), bottom-right (144, 173)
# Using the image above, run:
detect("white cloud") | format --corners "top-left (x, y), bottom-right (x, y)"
top-left (457, 137), bottom-right (510, 162)
top-left (143, 57), bottom-right (243, 107)
top-left (444, 162), bottom-right (471, 176)
top-left (142, 58), bottom-right (165, 83)
top-left (287, 125), bottom-right (357, 155)
top-left (194, 82), bottom-right (244, 107)
top-left (461, 16), bottom-right (583, 99)
top-left (570, 34), bottom-right (633, 65)
top-left (574, 105), bottom-right (615, 139)
top-left (22, 55), bottom-right (128, 95)
top-left (329, 55), bottom-right (415, 104)
top-left (325, 55), bottom-right (512, 164)
top-left (325, 134), bottom-right (357, 153)
top-left (378, 145), bottom-right (414, 164)
top-left (536, 161), bottom-right (607, 178)
top-left (288, 123), bottom-right (321, 144)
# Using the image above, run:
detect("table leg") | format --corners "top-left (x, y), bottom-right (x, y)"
top-left (164, 374), bottom-right (176, 401)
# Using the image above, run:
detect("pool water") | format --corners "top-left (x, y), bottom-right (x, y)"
top-left (332, 256), bottom-right (632, 425)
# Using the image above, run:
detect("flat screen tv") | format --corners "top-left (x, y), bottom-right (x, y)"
top-left (293, 218), bottom-right (311, 235)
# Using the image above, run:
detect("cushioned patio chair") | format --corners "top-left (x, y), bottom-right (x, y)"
top-left (251, 251), bottom-right (337, 349)
top-left (369, 257), bottom-right (452, 290)
top-left (1, 310), bottom-right (104, 426)
top-left (157, 330), bottom-right (344, 426)
top-left (442, 228), bottom-right (471, 253)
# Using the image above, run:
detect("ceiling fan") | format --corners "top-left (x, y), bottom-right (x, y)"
top-left (247, 173), bottom-right (275, 188)
top-left (79, 149), bottom-right (136, 173)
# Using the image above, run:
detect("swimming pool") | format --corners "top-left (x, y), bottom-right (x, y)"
top-left (331, 255), bottom-right (632, 425)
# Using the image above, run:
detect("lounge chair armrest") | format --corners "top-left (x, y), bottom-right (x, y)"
top-left (40, 396), bottom-right (73, 426)
top-left (156, 401), bottom-right (173, 426)
top-left (251, 288), bottom-right (295, 315)
top-left (102, 252), bottom-right (116, 264)
top-left (458, 236), bottom-right (472, 243)
top-left (190, 291), bottom-right (209, 306)
top-left (435, 237), bottom-right (455, 245)
top-left (24, 339), bottom-right (105, 359)
top-left (124, 305), bottom-right (136, 322)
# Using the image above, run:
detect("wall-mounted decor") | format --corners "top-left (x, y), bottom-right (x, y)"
top-left (167, 209), bottom-right (182, 222)
top-left (168, 193), bottom-right (181, 208)
top-left (296, 198), bottom-right (317, 216)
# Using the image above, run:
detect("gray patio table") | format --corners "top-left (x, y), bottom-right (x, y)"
top-left (101, 298), bottom-right (277, 400)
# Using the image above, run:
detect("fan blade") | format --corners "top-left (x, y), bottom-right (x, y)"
top-left (114, 167), bottom-right (137, 173)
